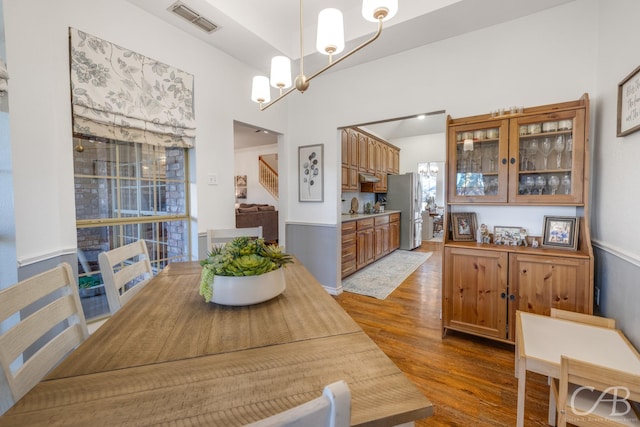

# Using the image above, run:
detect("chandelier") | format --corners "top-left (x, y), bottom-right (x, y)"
top-left (251, 0), bottom-right (398, 110)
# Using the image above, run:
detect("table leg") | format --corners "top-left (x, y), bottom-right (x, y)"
top-left (516, 359), bottom-right (526, 427)
top-left (547, 376), bottom-right (556, 426)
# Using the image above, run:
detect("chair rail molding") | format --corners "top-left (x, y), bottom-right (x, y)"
top-left (591, 239), bottom-right (640, 268)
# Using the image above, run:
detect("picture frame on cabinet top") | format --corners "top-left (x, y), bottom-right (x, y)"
top-left (541, 216), bottom-right (579, 250)
top-left (450, 212), bottom-right (477, 241)
top-left (617, 64), bottom-right (640, 137)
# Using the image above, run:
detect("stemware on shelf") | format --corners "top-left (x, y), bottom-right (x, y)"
top-left (554, 135), bottom-right (565, 168)
top-left (535, 175), bottom-right (546, 195)
top-left (564, 135), bottom-right (573, 168)
top-left (523, 175), bottom-right (534, 195)
top-left (527, 139), bottom-right (538, 171)
top-left (561, 174), bottom-right (571, 194)
top-left (540, 137), bottom-right (552, 169)
top-left (548, 175), bottom-right (560, 195)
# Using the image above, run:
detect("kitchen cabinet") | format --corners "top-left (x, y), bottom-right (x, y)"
top-left (374, 141), bottom-right (388, 193)
top-left (341, 212), bottom-right (400, 278)
top-left (341, 221), bottom-right (357, 279)
top-left (442, 95), bottom-right (594, 344)
top-left (356, 218), bottom-right (375, 270)
top-left (389, 213), bottom-right (400, 251)
top-left (341, 129), bottom-right (359, 191)
top-left (374, 215), bottom-right (390, 260)
top-left (341, 127), bottom-right (399, 193)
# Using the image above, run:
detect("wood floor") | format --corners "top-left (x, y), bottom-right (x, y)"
top-left (335, 242), bottom-right (552, 427)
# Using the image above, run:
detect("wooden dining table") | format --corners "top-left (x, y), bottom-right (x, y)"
top-left (0, 260), bottom-right (433, 426)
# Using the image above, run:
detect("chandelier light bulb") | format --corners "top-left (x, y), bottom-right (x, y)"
top-left (270, 56), bottom-right (292, 90)
top-left (316, 8), bottom-right (344, 56)
top-left (362, 0), bottom-right (398, 22)
top-left (251, 76), bottom-right (271, 104)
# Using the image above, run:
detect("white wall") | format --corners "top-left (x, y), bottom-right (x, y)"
top-left (2, 0), bottom-right (286, 265)
top-left (391, 133), bottom-right (446, 174)
top-left (234, 144), bottom-right (279, 208)
top-left (591, 0), bottom-right (640, 345)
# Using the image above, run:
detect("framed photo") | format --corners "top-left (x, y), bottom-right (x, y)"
top-left (617, 64), bottom-right (640, 137)
top-left (451, 212), bottom-right (477, 241)
top-left (298, 144), bottom-right (323, 202)
top-left (235, 175), bottom-right (247, 200)
top-left (493, 226), bottom-right (523, 246)
top-left (541, 216), bottom-right (579, 250)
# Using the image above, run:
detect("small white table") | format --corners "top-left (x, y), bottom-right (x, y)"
top-left (515, 310), bottom-right (640, 427)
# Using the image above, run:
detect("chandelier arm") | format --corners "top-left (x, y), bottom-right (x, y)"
top-left (259, 85), bottom-right (298, 111)
top-left (307, 17), bottom-right (383, 82)
top-left (258, 17), bottom-right (384, 111)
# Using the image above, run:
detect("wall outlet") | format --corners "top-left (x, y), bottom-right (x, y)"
top-left (207, 174), bottom-right (218, 185)
top-left (595, 287), bottom-right (601, 306)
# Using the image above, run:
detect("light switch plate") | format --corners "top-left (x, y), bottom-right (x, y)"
top-left (208, 174), bottom-right (218, 185)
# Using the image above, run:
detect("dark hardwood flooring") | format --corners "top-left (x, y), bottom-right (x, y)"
top-left (335, 242), bottom-right (551, 426)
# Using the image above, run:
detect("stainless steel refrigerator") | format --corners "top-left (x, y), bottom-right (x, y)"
top-left (386, 173), bottom-right (423, 250)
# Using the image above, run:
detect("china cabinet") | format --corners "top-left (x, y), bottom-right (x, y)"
top-left (447, 98), bottom-right (586, 205)
top-left (442, 95), bottom-right (594, 343)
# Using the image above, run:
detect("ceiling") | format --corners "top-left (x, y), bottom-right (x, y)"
top-left (125, 0), bottom-right (575, 147)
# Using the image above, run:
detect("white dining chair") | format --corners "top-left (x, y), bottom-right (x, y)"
top-left (246, 380), bottom-right (351, 427)
top-left (0, 262), bottom-right (89, 415)
top-left (98, 239), bottom-right (153, 315)
top-left (206, 226), bottom-right (263, 250)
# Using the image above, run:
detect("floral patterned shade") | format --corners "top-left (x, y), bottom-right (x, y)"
top-left (69, 28), bottom-right (195, 148)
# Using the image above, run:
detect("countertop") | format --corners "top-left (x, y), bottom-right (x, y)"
top-left (341, 210), bottom-right (401, 222)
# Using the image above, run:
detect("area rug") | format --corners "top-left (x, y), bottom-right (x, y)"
top-left (342, 250), bottom-right (432, 299)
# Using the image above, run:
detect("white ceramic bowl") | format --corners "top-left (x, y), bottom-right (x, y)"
top-left (210, 268), bottom-right (286, 306)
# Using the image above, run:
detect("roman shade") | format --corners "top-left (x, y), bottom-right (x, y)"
top-left (69, 28), bottom-right (195, 148)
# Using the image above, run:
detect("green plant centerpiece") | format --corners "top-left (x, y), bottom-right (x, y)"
top-left (199, 236), bottom-right (293, 304)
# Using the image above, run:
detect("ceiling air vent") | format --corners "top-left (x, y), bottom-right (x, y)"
top-left (168, 1), bottom-right (219, 34)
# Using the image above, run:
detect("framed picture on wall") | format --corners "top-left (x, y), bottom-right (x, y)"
top-left (235, 175), bottom-right (247, 199)
top-left (617, 64), bottom-right (640, 137)
top-left (298, 144), bottom-right (323, 202)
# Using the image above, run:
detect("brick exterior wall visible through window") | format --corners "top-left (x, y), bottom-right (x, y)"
top-left (73, 137), bottom-right (190, 319)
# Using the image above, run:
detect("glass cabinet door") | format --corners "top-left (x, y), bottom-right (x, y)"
top-left (448, 119), bottom-right (509, 203)
top-left (508, 109), bottom-right (585, 204)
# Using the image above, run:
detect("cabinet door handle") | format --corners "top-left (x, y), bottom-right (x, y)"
top-left (510, 157), bottom-right (516, 164)
top-left (500, 292), bottom-right (507, 299)
top-left (501, 158), bottom-right (507, 165)
top-left (509, 294), bottom-right (515, 301)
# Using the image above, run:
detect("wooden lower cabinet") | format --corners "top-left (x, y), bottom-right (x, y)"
top-left (443, 247), bottom-right (509, 340)
top-left (443, 246), bottom-right (593, 343)
top-left (374, 215), bottom-right (390, 260)
top-left (341, 213), bottom-right (400, 278)
top-left (341, 222), bottom-right (357, 279)
top-left (356, 218), bottom-right (375, 270)
top-left (389, 213), bottom-right (400, 251)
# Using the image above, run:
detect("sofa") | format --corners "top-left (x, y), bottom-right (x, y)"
top-left (235, 203), bottom-right (279, 243)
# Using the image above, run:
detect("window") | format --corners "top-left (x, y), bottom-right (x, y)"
top-left (73, 137), bottom-right (191, 320)
top-left (418, 162), bottom-right (443, 213)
